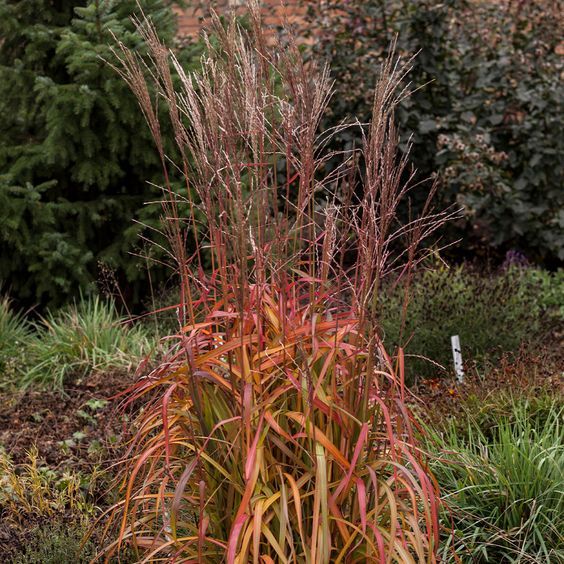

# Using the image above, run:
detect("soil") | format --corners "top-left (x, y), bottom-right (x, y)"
top-left (0, 371), bottom-right (135, 469)
top-left (0, 370), bottom-right (137, 560)
top-left (411, 345), bottom-right (564, 427)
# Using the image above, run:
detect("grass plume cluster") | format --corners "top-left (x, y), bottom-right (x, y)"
top-left (104, 4), bottom-right (452, 561)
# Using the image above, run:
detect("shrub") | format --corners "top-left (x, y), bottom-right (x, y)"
top-left (23, 295), bottom-right (152, 390)
top-left (429, 401), bottom-right (564, 562)
top-left (435, 1), bottom-right (563, 264)
top-left (0, 297), bottom-right (31, 381)
top-left (0, 0), bottom-right (204, 309)
top-left (303, 0), bottom-right (563, 264)
top-left (380, 266), bottom-right (560, 382)
top-left (101, 7), bottom-right (447, 561)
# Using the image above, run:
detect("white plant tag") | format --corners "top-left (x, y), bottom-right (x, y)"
top-left (451, 335), bottom-right (464, 382)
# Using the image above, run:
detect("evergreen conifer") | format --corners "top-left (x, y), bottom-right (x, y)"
top-left (0, 0), bottom-right (199, 308)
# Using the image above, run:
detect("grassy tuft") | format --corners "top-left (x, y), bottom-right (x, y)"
top-left (430, 401), bottom-right (564, 563)
top-left (0, 296), bottom-right (31, 381)
top-left (22, 295), bottom-right (152, 390)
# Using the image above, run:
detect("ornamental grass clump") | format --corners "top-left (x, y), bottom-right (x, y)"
top-left (0, 296), bottom-right (31, 382)
top-left (23, 295), bottom-right (151, 390)
top-left (103, 5), bottom-right (451, 561)
top-left (430, 402), bottom-right (564, 562)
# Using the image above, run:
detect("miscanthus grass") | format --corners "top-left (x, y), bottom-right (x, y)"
top-left (100, 3), bottom-right (454, 561)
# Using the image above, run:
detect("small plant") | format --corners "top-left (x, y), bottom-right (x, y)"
top-left (0, 447), bottom-right (91, 522)
top-left (429, 401), bottom-right (564, 563)
top-left (11, 522), bottom-right (97, 564)
top-left (23, 295), bottom-right (152, 389)
top-left (103, 5), bottom-right (449, 561)
top-left (0, 296), bottom-right (31, 381)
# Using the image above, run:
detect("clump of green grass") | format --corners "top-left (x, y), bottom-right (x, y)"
top-left (380, 266), bottom-right (561, 382)
top-left (430, 401), bottom-right (564, 563)
top-left (452, 388), bottom-right (561, 443)
top-left (0, 297), bottom-right (31, 381)
top-left (23, 295), bottom-right (152, 390)
top-left (11, 522), bottom-right (97, 564)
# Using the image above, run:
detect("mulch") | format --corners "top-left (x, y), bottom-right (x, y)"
top-left (0, 370), bottom-right (137, 560)
top-left (410, 344), bottom-right (563, 427)
top-left (0, 371), bottom-right (136, 469)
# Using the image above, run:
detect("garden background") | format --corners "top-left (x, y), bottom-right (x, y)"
top-left (0, 1), bottom-right (562, 562)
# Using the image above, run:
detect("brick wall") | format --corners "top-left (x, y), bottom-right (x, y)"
top-left (175, 1), bottom-right (307, 37)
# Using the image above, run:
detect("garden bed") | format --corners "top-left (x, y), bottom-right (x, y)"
top-left (0, 371), bottom-right (135, 561)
